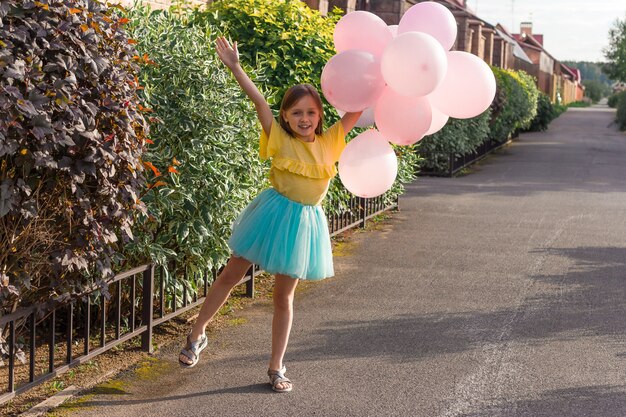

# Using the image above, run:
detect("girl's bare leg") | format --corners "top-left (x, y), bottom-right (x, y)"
top-left (269, 274), bottom-right (299, 390)
top-left (179, 256), bottom-right (252, 365)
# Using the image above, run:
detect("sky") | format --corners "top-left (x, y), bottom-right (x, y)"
top-left (465, 0), bottom-right (626, 62)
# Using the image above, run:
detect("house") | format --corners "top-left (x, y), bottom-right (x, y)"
top-left (512, 22), bottom-right (583, 104)
top-left (512, 22), bottom-right (556, 100)
top-left (494, 24), bottom-right (533, 74)
top-left (612, 81), bottom-right (626, 94)
top-left (560, 63), bottom-right (584, 103)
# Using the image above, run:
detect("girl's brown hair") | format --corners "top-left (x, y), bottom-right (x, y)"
top-left (279, 84), bottom-right (324, 137)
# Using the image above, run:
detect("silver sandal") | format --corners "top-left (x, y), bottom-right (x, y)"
top-left (268, 365), bottom-right (292, 393)
top-left (179, 333), bottom-right (208, 368)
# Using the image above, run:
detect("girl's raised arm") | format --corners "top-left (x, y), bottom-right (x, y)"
top-left (215, 37), bottom-right (273, 136)
top-left (339, 111), bottom-right (363, 134)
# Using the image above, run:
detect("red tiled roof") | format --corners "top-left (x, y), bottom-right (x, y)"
top-left (562, 63), bottom-right (582, 82)
top-left (561, 63), bottom-right (576, 79)
top-left (514, 33), bottom-right (544, 52)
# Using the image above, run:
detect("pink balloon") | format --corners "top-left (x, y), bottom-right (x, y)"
top-left (334, 11), bottom-right (393, 57)
top-left (388, 24), bottom-right (398, 38)
top-left (398, 2), bottom-right (457, 50)
top-left (321, 50), bottom-right (385, 112)
top-left (429, 51), bottom-right (496, 119)
top-left (374, 88), bottom-right (432, 145)
top-left (424, 96), bottom-right (449, 135)
top-left (380, 32), bottom-right (447, 97)
top-left (338, 130), bottom-right (398, 198)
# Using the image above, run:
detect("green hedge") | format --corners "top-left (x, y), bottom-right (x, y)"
top-left (608, 93), bottom-right (620, 108)
top-left (417, 111), bottom-right (491, 173)
top-left (616, 91), bottom-right (626, 130)
top-left (200, 0), bottom-right (339, 117)
top-left (123, 6), bottom-right (266, 290)
top-left (526, 93), bottom-right (566, 132)
top-left (567, 100), bottom-right (591, 108)
top-left (489, 67), bottom-right (539, 141)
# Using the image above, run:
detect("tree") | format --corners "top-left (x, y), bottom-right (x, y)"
top-left (563, 61), bottom-right (612, 86)
top-left (603, 16), bottom-right (626, 82)
top-left (583, 80), bottom-right (611, 102)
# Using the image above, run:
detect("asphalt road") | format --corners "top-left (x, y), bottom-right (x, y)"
top-left (64, 105), bottom-right (626, 417)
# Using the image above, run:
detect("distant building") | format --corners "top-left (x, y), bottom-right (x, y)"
top-left (512, 22), bottom-right (556, 99)
top-left (612, 82), bottom-right (626, 94)
top-left (512, 22), bottom-right (582, 104)
top-left (494, 24), bottom-right (533, 74)
top-left (561, 63), bottom-right (585, 102)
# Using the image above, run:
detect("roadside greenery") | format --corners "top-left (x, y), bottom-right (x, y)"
top-left (123, 5), bottom-right (266, 288)
top-left (417, 112), bottom-right (491, 174)
top-left (199, 0), bottom-right (340, 116)
top-left (0, 0), bottom-right (148, 311)
top-left (614, 91), bottom-right (626, 130)
top-left (603, 16), bottom-right (626, 83)
top-left (567, 101), bottom-right (591, 108)
top-left (583, 80), bottom-right (612, 102)
top-left (489, 67), bottom-right (538, 142)
top-left (526, 93), bottom-right (566, 132)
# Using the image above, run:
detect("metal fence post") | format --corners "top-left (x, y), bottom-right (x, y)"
top-left (246, 265), bottom-right (255, 298)
top-left (141, 263), bottom-right (155, 353)
top-left (360, 197), bottom-right (367, 228)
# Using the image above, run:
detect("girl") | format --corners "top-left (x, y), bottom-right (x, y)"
top-left (178, 37), bottom-right (362, 393)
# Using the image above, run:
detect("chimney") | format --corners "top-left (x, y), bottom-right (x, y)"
top-left (520, 21), bottom-right (532, 37)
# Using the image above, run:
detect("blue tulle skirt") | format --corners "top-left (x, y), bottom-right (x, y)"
top-left (228, 188), bottom-right (334, 280)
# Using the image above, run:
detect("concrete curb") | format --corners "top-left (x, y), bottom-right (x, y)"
top-left (20, 385), bottom-right (79, 417)
top-left (22, 368), bottom-right (120, 416)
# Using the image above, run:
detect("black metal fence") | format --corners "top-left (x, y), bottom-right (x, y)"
top-left (0, 194), bottom-right (395, 404)
top-left (419, 135), bottom-right (516, 177)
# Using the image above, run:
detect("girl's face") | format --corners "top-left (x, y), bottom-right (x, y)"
top-left (282, 95), bottom-right (321, 141)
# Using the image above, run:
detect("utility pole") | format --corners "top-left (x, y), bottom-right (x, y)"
top-left (511, 0), bottom-right (515, 32)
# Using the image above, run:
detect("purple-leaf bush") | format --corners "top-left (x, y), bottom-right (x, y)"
top-left (0, 0), bottom-right (149, 313)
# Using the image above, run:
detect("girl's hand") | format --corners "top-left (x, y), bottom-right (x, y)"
top-left (215, 36), bottom-right (240, 69)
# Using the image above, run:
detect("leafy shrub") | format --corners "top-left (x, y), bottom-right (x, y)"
top-left (582, 79), bottom-right (611, 103)
top-left (608, 93), bottom-right (620, 108)
top-left (616, 91), bottom-right (626, 130)
top-left (0, 0), bottom-right (149, 311)
top-left (417, 111), bottom-right (491, 174)
top-left (526, 93), bottom-right (565, 132)
top-left (201, 0), bottom-right (340, 119)
top-left (123, 6), bottom-right (266, 282)
top-left (489, 67), bottom-right (539, 141)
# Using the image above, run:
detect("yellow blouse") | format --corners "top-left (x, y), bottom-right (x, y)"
top-left (259, 119), bottom-right (346, 206)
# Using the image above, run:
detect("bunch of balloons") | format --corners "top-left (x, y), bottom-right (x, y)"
top-left (322, 2), bottom-right (497, 198)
